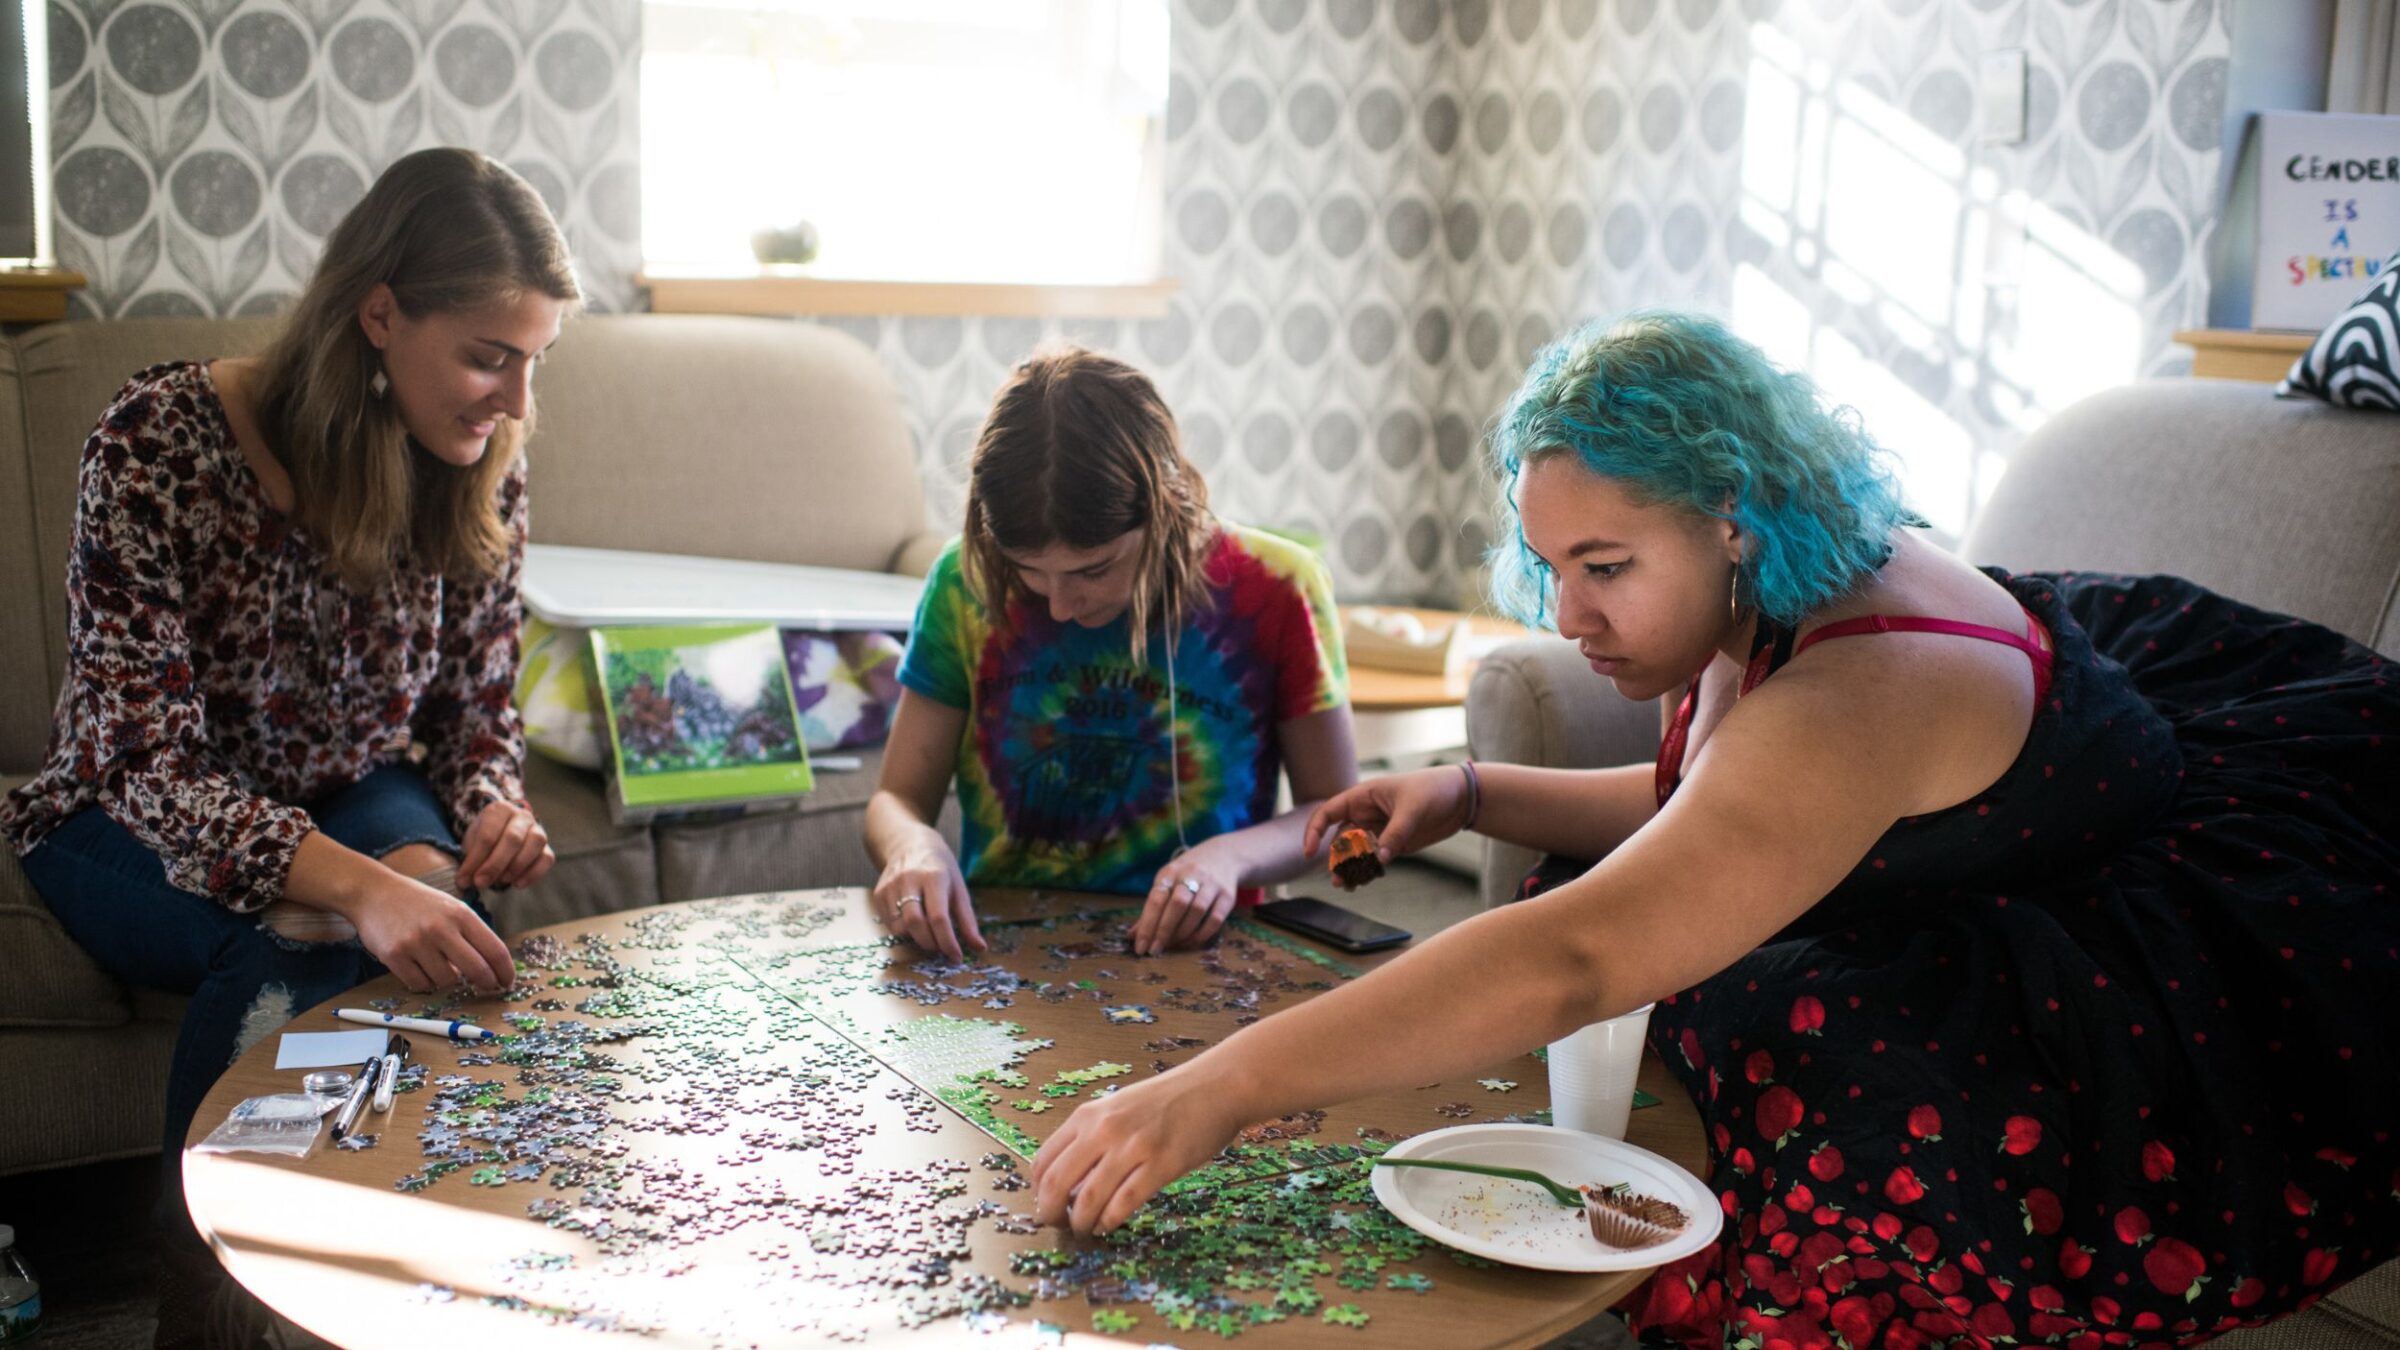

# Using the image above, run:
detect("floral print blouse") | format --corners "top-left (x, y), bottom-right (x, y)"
top-left (1, 361), bottom-right (529, 911)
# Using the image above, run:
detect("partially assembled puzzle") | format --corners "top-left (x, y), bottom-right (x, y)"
top-left (369, 889), bottom-right (1632, 1342)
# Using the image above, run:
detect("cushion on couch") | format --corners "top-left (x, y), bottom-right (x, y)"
top-left (496, 753), bottom-right (660, 933)
top-left (2277, 251), bottom-right (2400, 411)
top-left (1962, 379), bottom-right (2400, 657)
top-left (0, 1019), bottom-right (178, 1175)
top-left (520, 315), bottom-right (931, 575)
top-left (0, 340), bottom-right (52, 772)
top-left (0, 774), bottom-right (134, 1030)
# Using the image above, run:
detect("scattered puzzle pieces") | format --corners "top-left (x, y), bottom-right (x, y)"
top-left (335, 892), bottom-right (1558, 1342)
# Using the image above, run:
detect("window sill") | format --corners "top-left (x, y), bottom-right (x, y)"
top-left (0, 267), bottom-right (87, 322)
top-left (637, 269), bottom-right (1181, 320)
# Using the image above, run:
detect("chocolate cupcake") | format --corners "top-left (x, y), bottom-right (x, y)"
top-left (1328, 827), bottom-right (1385, 888)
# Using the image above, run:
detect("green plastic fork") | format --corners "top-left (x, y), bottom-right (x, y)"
top-left (1372, 1157), bottom-right (1584, 1207)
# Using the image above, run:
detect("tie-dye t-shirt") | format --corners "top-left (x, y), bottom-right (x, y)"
top-left (899, 524), bottom-right (1347, 896)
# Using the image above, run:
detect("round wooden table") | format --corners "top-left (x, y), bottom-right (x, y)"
top-left (187, 887), bottom-right (1705, 1348)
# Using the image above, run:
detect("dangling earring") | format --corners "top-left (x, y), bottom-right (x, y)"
top-left (369, 367), bottom-right (389, 400)
top-left (1728, 566), bottom-right (1742, 625)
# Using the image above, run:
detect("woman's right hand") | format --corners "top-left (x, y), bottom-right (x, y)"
top-left (872, 842), bottom-right (985, 962)
top-left (348, 872), bottom-right (516, 995)
top-left (1302, 767), bottom-right (1473, 884)
top-left (1030, 1053), bottom-right (1249, 1235)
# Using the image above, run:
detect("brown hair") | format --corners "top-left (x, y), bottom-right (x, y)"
top-left (962, 346), bottom-right (1215, 658)
top-left (254, 147), bottom-right (580, 590)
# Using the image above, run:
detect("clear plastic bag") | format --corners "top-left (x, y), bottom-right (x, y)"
top-left (190, 1093), bottom-right (335, 1157)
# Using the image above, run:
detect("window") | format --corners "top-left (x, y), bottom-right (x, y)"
top-left (0, 0), bottom-right (44, 261)
top-left (641, 0), bottom-right (1169, 286)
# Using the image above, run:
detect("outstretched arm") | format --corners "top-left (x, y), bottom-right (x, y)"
top-left (1032, 653), bottom-right (1956, 1234)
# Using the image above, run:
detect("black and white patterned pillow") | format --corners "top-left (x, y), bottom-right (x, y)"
top-left (2278, 250), bottom-right (2400, 410)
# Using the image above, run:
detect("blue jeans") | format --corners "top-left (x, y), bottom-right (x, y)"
top-left (19, 763), bottom-right (494, 1248)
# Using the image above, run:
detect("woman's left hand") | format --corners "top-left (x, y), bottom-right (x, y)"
top-left (1030, 1061), bottom-right (1246, 1235)
top-left (1134, 843), bottom-right (1243, 955)
top-left (458, 799), bottom-right (554, 891)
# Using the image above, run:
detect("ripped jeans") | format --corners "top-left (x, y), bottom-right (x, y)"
top-left (19, 762), bottom-right (494, 1250)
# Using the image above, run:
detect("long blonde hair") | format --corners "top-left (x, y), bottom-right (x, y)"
top-left (962, 345), bottom-right (1215, 658)
top-left (254, 147), bottom-right (579, 590)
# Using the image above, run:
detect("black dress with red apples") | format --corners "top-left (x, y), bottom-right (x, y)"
top-left (1525, 570), bottom-right (2400, 1350)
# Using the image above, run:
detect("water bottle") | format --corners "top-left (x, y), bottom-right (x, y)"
top-left (0, 1225), bottom-right (38, 1342)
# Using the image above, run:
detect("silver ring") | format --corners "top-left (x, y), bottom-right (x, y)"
top-left (897, 894), bottom-right (925, 910)
top-left (1181, 879), bottom-right (1201, 896)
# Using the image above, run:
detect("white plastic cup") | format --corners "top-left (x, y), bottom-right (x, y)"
top-left (1546, 1004), bottom-right (1655, 1139)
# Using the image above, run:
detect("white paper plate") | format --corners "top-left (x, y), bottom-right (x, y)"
top-left (1370, 1123), bottom-right (1722, 1273)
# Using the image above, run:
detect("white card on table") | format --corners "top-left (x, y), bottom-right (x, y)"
top-left (273, 1029), bottom-right (387, 1070)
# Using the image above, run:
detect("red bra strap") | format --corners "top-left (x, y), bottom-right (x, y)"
top-left (1796, 611), bottom-right (2055, 703)
top-left (1657, 618), bottom-right (1791, 809)
top-left (1655, 673), bottom-right (1703, 811)
top-left (1653, 609), bottom-right (2055, 809)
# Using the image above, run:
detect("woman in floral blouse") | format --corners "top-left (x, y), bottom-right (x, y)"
top-left (1, 147), bottom-right (578, 1334)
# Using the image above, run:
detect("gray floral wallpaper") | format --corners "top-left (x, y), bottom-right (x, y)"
top-left (46, 0), bottom-right (2230, 604)
top-left (47, 0), bottom-right (640, 318)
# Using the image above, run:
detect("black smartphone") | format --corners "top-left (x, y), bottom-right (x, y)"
top-left (1250, 896), bottom-right (1412, 953)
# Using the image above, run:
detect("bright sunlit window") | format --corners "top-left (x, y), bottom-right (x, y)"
top-left (1730, 22), bottom-right (2143, 540)
top-left (641, 0), bottom-right (1169, 285)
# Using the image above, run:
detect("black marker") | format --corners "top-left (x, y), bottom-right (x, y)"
top-left (329, 1053), bottom-right (382, 1142)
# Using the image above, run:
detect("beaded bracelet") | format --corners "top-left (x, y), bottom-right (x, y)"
top-left (1458, 759), bottom-right (1483, 831)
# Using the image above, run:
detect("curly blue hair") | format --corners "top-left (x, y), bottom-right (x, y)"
top-left (1487, 311), bottom-right (1922, 629)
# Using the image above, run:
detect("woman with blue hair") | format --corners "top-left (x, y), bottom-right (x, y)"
top-left (1028, 312), bottom-right (2400, 1349)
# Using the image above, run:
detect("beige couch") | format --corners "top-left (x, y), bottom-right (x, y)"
top-left (0, 314), bottom-right (953, 1176)
top-left (1465, 377), bottom-right (2400, 1346)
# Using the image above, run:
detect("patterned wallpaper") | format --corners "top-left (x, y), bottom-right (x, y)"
top-left (46, 0), bottom-right (641, 317)
top-left (823, 0), bottom-right (1508, 606)
top-left (44, 0), bottom-right (2229, 602)
top-left (1715, 0), bottom-right (2233, 541)
top-left (824, 0), bottom-right (2232, 603)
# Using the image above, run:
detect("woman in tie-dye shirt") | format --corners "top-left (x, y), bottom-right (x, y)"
top-left (865, 346), bottom-right (1356, 961)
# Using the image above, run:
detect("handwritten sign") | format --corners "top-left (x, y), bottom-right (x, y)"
top-left (2253, 111), bottom-right (2400, 332)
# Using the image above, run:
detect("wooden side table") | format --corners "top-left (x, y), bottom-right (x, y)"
top-left (1344, 608), bottom-right (1531, 762)
top-left (2172, 328), bottom-right (2312, 384)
